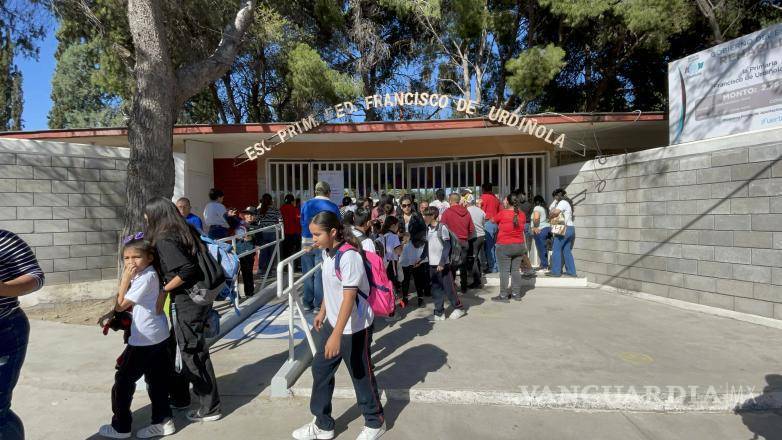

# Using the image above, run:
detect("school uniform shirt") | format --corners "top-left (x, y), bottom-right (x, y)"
top-left (124, 265), bottom-right (170, 347)
top-left (382, 232), bottom-right (401, 265)
top-left (426, 223), bottom-right (451, 266)
top-left (321, 247), bottom-right (373, 334)
top-left (400, 242), bottom-right (426, 268)
top-left (203, 201), bottom-right (229, 228)
top-left (351, 227), bottom-right (376, 253)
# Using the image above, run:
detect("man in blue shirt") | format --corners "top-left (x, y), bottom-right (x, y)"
top-left (300, 181), bottom-right (340, 312)
top-left (176, 197), bottom-right (204, 234)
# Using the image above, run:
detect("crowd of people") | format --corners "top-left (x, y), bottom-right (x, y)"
top-left (0, 179), bottom-right (576, 440)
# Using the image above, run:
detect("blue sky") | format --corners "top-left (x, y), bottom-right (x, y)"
top-left (18, 20), bottom-right (57, 131)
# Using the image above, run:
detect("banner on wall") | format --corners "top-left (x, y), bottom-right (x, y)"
top-left (317, 170), bottom-right (345, 206)
top-left (668, 23), bottom-right (782, 145)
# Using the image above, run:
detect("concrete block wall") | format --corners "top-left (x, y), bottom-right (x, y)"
top-left (550, 128), bottom-right (782, 319)
top-left (0, 139), bottom-right (129, 286)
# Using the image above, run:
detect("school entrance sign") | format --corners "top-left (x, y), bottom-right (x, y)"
top-left (240, 91), bottom-right (567, 164)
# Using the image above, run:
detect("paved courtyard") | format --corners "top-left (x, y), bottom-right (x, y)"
top-left (15, 285), bottom-right (782, 439)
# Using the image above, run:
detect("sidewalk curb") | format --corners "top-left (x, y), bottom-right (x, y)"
top-left (289, 387), bottom-right (782, 413)
top-left (591, 283), bottom-right (782, 330)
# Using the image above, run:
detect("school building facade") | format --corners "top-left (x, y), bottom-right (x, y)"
top-left (1, 112), bottom-right (780, 321)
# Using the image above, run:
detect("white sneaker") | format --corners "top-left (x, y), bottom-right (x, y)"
top-left (427, 314), bottom-right (446, 322)
top-left (186, 409), bottom-right (221, 422)
top-left (136, 418), bottom-right (176, 438)
top-left (98, 424), bottom-right (131, 439)
top-left (449, 309), bottom-right (466, 320)
top-left (356, 423), bottom-right (387, 440)
top-left (292, 418), bottom-right (335, 440)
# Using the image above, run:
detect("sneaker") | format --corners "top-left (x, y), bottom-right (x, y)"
top-left (136, 418), bottom-right (176, 438)
top-left (303, 305), bottom-right (314, 312)
top-left (427, 314), bottom-right (446, 322)
top-left (186, 409), bottom-right (221, 422)
top-left (417, 297), bottom-right (424, 307)
top-left (356, 423), bottom-right (387, 440)
top-left (313, 307), bottom-right (321, 314)
top-left (511, 293), bottom-right (524, 301)
top-left (292, 418), bottom-right (335, 440)
top-left (544, 272), bottom-right (561, 278)
top-left (491, 294), bottom-right (510, 303)
top-left (449, 309), bottom-right (466, 320)
top-left (563, 273), bottom-right (578, 278)
top-left (98, 424), bottom-right (131, 439)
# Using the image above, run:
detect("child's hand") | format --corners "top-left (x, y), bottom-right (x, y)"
top-left (313, 309), bottom-right (325, 331)
top-left (120, 264), bottom-right (137, 284)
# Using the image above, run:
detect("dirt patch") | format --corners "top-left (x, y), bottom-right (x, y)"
top-left (23, 299), bottom-right (116, 326)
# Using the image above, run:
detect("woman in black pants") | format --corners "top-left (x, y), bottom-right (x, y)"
top-left (0, 230), bottom-right (45, 440)
top-left (144, 197), bottom-right (222, 422)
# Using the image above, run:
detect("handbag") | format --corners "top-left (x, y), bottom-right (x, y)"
top-left (550, 212), bottom-right (567, 236)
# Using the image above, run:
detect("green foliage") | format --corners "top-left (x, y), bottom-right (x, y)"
top-left (287, 43), bottom-right (363, 108)
top-left (506, 44), bottom-right (566, 103)
top-left (48, 40), bottom-right (124, 129)
top-left (451, 0), bottom-right (486, 41)
top-left (0, 33), bottom-right (23, 131)
top-left (537, 0), bottom-right (613, 26)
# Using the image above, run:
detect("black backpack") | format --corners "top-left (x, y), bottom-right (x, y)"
top-left (186, 241), bottom-right (227, 306)
top-left (436, 224), bottom-right (465, 267)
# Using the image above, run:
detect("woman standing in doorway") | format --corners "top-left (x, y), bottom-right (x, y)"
top-left (491, 193), bottom-right (527, 302)
top-left (144, 197), bottom-right (222, 423)
top-left (531, 195), bottom-right (551, 272)
top-left (546, 189), bottom-right (577, 277)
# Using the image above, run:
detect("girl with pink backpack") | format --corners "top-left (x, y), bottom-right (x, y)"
top-left (291, 211), bottom-right (388, 440)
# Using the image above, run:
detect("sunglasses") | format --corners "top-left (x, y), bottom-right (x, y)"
top-left (401, 203), bottom-right (412, 207)
top-left (123, 231), bottom-right (144, 244)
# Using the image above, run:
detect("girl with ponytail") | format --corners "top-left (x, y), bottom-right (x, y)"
top-left (490, 193), bottom-right (528, 303)
top-left (292, 211), bottom-right (386, 440)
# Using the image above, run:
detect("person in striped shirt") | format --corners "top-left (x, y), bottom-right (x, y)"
top-left (0, 229), bottom-right (45, 440)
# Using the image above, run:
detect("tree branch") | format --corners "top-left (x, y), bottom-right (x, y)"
top-left (175, 0), bottom-right (255, 105)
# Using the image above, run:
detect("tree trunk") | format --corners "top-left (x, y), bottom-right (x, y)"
top-left (123, 0), bottom-right (255, 236)
top-left (125, 0), bottom-right (177, 235)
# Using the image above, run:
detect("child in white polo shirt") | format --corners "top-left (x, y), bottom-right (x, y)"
top-left (292, 211), bottom-right (385, 440)
top-left (97, 237), bottom-right (174, 439)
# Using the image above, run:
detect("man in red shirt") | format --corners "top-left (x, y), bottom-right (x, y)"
top-left (441, 192), bottom-right (475, 292)
top-left (480, 183), bottom-right (500, 273)
top-left (279, 194), bottom-right (301, 261)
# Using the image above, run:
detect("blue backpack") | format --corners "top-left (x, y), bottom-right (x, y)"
top-left (196, 235), bottom-right (240, 310)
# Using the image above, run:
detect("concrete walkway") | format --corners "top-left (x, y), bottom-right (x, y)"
top-left (15, 285), bottom-right (782, 439)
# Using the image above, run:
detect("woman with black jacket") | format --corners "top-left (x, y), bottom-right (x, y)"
top-left (144, 197), bottom-right (222, 422)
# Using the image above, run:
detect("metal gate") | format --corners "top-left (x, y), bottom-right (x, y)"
top-left (267, 160), bottom-right (406, 202)
top-left (501, 155), bottom-right (547, 198)
top-left (268, 155), bottom-right (547, 203)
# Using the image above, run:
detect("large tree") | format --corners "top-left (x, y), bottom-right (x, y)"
top-left (123, 0), bottom-right (256, 232)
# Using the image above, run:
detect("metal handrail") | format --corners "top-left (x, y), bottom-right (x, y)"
top-left (277, 248), bottom-right (319, 362)
top-left (217, 222), bottom-right (284, 298)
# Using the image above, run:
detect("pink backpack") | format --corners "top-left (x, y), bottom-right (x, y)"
top-left (334, 243), bottom-right (396, 317)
